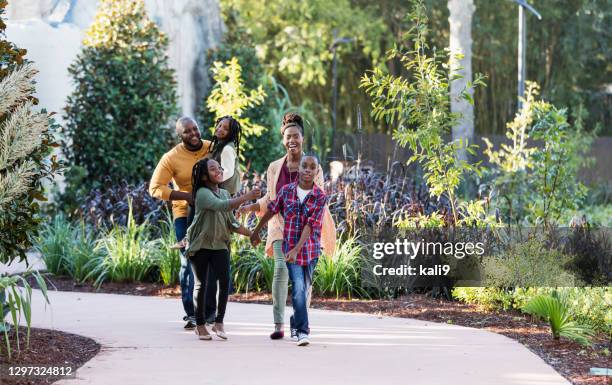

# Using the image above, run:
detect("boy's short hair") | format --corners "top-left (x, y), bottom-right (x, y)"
top-left (301, 152), bottom-right (320, 166)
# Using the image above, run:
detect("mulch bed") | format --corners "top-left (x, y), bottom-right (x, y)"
top-left (0, 326), bottom-right (100, 385)
top-left (29, 275), bottom-right (612, 385)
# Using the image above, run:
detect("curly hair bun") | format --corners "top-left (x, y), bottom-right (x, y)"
top-left (280, 112), bottom-right (304, 135)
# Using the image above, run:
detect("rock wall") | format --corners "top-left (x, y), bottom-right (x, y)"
top-left (6, 0), bottom-right (225, 119)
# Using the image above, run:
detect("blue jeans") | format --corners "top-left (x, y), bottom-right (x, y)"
top-left (287, 258), bottom-right (318, 335)
top-left (174, 217), bottom-right (216, 321)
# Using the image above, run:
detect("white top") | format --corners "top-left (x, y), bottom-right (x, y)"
top-left (220, 145), bottom-right (236, 182)
top-left (296, 186), bottom-right (312, 203)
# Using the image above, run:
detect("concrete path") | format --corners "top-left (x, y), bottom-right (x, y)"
top-left (23, 290), bottom-right (569, 385)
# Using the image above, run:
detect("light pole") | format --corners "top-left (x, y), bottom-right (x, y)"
top-left (513, 0), bottom-right (542, 109)
top-left (329, 32), bottom-right (353, 158)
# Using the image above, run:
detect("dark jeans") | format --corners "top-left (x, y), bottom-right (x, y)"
top-left (287, 258), bottom-right (318, 335)
top-left (190, 248), bottom-right (230, 325)
top-left (174, 217), bottom-right (215, 321)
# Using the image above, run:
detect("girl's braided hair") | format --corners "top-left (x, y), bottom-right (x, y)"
top-left (210, 115), bottom-right (242, 161)
top-left (191, 157), bottom-right (213, 204)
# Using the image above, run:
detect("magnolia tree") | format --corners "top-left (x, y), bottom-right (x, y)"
top-left (0, 0), bottom-right (60, 266)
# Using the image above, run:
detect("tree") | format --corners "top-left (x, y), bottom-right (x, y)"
top-left (361, 0), bottom-right (485, 224)
top-left (219, 0), bottom-right (390, 137)
top-left (448, 0), bottom-right (475, 161)
top-left (62, 0), bottom-right (177, 202)
top-left (199, 30), bottom-right (284, 173)
top-left (0, 0), bottom-right (59, 266)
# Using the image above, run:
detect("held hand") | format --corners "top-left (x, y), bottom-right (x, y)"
top-left (246, 186), bottom-right (261, 201)
top-left (250, 232), bottom-right (261, 246)
top-left (236, 204), bottom-right (249, 217)
top-left (285, 248), bottom-right (298, 264)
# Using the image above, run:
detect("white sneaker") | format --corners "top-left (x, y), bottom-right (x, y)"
top-left (297, 333), bottom-right (310, 346)
top-left (290, 328), bottom-right (298, 341)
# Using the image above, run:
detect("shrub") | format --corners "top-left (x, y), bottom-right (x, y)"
top-left (453, 287), bottom-right (611, 336)
top-left (481, 237), bottom-right (582, 287)
top-left (313, 234), bottom-right (369, 299)
top-left (62, 0), bottom-right (177, 198)
top-left (87, 201), bottom-right (159, 287)
top-left (451, 287), bottom-right (515, 311)
top-left (157, 212), bottom-right (180, 286)
top-left (77, 181), bottom-right (166, 230)
top-left (522, 291), bottom-right (595, 346)
top-left (230, 237), bottom-right (274, 293)
top-left (35, 215), bottom-right (101, 283)
top-left (483, 83), bottom-right (593, 226)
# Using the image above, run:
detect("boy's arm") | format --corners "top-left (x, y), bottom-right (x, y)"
top-left (287, 193), bottom-right (326, 262)
top-left (285, 224), bottom-right (311, 263)
top-left (307, 194), bottom-right (327, 229)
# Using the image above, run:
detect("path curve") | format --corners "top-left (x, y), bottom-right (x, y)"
top-left (24, 290), bottom-right (569, 385)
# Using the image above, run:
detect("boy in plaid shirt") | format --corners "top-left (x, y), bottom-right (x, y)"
top-left (250, 154), bottom-right (326, 346)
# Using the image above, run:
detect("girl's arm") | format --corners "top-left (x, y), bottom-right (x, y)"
top-left (250, 210), bottom-right (275, 246)
top-left (232, 224), bottom-right (252, 237)
top-left (220, 145), bottom-right (236, 182)
top-left (238, 162), bottom-right (274, 216)
top-left (199, 187), bottom-right (260, 212)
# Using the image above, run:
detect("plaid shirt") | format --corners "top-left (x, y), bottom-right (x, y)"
top-left (267, 182), bottom-right (327, 266)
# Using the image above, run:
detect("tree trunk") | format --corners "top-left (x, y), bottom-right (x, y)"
top-left (448, 0), bottom-right (475, 161)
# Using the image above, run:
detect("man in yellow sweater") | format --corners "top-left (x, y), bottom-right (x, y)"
top-left (149, 116), bottom-right (216, 329)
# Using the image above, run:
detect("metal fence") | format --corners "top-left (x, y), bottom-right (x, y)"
top-left (329, 133), bottom-right (612, 185)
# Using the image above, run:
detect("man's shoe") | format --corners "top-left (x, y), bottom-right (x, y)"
top-left (290, 328), bottom-right (298, 341)
top-left (183, 316), bottom-right (196, 330)
top-left (270, 330), bottom-right (284, 340)
top-left (296, 333), bottom-right (310, 346)
top-left (195, 324), bottom-right (212, 340)
top-left (211, 323), bottom-right (228, 340)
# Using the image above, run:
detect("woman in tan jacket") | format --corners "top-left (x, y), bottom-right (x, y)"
top-left (238, 113), bottom-right (336, 340)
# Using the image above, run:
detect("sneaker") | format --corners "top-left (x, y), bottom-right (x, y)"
top-left (211, 323), bottom-right (228, 340)
top-left (195, 324), bottom-right (212, 340)
top-left (183, 316), bottom-right (196, 330)
top-left (290, 328), bottom-right (298, 341)
top-left (296, 333), bottom-right (310, 346)
top-left (270, 330), bottom-right (284, 340)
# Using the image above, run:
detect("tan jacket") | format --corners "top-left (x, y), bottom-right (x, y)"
top-left (256, 154), bottom-right (336, 258)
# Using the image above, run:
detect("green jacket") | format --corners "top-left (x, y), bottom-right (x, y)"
top-left (186, 187), bottom-right (239, 254)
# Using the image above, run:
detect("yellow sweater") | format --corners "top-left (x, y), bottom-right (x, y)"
top-left (149, 140), bottom-right (212, 219)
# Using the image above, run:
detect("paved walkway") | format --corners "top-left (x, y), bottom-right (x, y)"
top-left (24, 290), bottom-right (569, 385)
